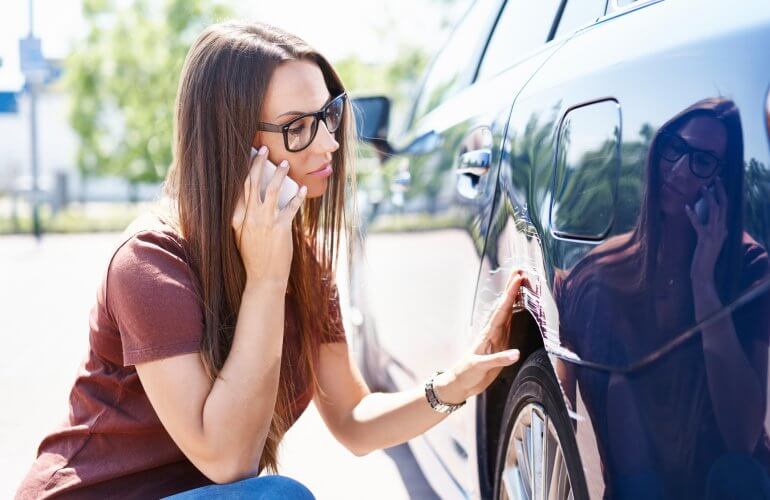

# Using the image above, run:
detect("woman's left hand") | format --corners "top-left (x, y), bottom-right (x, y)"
top-left (685, 178), bottom-right (728, 284)
top-left (435, 270), bottom-right (529, 404)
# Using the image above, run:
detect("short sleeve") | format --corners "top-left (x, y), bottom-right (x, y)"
top-left (106, 230), bottom-right (203, 366)
top-left (321, 280), bottom-right (347, 344)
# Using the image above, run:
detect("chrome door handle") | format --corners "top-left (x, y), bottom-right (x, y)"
top-left (456, 149), bottom-right (491, 177)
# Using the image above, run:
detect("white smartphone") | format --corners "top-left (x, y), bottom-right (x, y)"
top-left (694, 184), bottom-right (717, 224)
top-left (250, 147), bottom-right (300, 210)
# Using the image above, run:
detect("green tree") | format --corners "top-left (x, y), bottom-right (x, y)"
top-left (65, 0), bottom-right (230, 200)
top-left (65, 0), bottom-right (460, 201)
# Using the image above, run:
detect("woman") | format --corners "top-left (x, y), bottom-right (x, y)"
top-left (554, 98), bottom-right (770, 499)
top-left (15, 21), bottom-right (525, 499)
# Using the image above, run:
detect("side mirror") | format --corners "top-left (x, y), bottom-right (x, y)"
top-left (351, 95), bottom-right (394, 160)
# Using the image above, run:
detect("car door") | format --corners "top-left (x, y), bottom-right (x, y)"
top-left (361, 0), bottom-right (567, 493)
top-left (360, 2), bottom-right (504, 491)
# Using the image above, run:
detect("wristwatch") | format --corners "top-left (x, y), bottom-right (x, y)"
top-left (425, 370), bottom-right (466, 414)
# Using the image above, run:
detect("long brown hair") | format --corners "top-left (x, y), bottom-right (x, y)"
top-left (161, 20), bottom-right (355, 473)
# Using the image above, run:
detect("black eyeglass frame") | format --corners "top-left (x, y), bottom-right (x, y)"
top-left (656, 130), bottom-right (727, 179)
top-left (257, 92), bottom-right (347, 153)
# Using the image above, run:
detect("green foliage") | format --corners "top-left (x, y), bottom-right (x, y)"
top-left (334, 45), bottom-right (431, 188)
top-left (0, 201), bottom-right (147, 234)
top-left (65, 0), bottom-right (231, 185)
top-left (335, 44), bottom-right (430, 139)
top-left (745, 157), bottom-right (770, 249)
top-left (66, 0), bottom-right (457, 189)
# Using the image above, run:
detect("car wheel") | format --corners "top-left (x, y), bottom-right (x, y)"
top-left (493, 348), bottom-right (588, 500)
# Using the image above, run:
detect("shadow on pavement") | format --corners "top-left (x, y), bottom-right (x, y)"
top-left (383, 443), bottom-right (440, 500)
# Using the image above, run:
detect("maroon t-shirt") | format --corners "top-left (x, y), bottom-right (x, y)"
top-left (15, 214), bottom-right (346, 499)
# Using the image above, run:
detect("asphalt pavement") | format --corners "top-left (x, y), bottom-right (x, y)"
top-left (0, 231), bottom-right (438, 500)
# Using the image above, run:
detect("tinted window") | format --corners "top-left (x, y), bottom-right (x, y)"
top-left (477, 0), bottom-right (561, 80)
top-left (553, 0), bottom-right (607, 39)
top-left (410, 0), bottom-right (501, 123)
top-left (551, 100), bottom-right (620, 239)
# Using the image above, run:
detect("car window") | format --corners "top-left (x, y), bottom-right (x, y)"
top-left (553, 0), bottom-right (607, 39)
top-left (477, 0), bottom-right (562, 80)
top-left (410, 0), bottom-right (502, 125)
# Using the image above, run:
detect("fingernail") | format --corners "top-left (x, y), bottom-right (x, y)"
top-left (299, 185), bottom-right (307, 196)
top-left (280, 160), bottom-right (289, 168)
top-left (508, 350), bottom-right (520, 361)
top-left (258, 145), bottom-right (268, 156)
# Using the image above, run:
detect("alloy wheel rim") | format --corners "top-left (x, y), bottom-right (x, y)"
top-left (500, 402), bottom-right (574, 500)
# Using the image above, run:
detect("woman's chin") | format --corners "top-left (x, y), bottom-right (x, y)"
top-left (660, 201), bottom-right (690, 219)
top-left (304, 179), bottom-right (329, 199)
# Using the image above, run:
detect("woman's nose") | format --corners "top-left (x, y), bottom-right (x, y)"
top-left (670, 153), bottom-right (692, 180)
top-left (314, 121), bottom-right (340, 154)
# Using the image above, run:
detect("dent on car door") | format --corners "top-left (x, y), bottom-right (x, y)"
top-left (412, 48), bottom-right (577, 492)
top-left (481, 0), bottom-right (770, 498)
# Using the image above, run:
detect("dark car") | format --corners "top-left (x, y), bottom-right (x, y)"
top-left (350, 0), bottom-right (770, 498)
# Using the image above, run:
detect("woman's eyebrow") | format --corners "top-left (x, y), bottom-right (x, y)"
top-left (276, 94), bottom-right (333, 119)
top-left (679, 133), bottom-right (721, 156)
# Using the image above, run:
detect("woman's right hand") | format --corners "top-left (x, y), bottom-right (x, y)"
top-left (231, 145), bottom-right (307, 286)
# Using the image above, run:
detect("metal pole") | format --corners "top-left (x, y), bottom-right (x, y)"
top-left (30, 81), bottom-right (40, 239)
top-left (28, 0), bottom-right (41, 240)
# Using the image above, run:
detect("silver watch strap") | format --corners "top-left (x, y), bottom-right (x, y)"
top-left (425, 370), bottom-right (466, 414)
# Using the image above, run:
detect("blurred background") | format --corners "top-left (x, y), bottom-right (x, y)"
top-left (0, 0), bottom-right (469, 236)
top-left (0, 0), bottom-right (469, 498)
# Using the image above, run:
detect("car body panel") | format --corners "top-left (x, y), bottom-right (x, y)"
top-left (352, 0), bottom-right (770, 498)
top-left (477, 0), bottom-right (770, 497)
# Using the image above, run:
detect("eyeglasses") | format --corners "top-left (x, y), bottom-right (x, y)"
top-left (257, 92), bottom-right (347, 153)
top-left (657, 131), bottom-right (726, 179)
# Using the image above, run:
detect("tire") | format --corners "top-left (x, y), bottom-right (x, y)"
top-left (492, 348), bottom-right (589, 500)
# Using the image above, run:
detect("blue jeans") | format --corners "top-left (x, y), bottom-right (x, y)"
top-left (162, 475), bottom-right (315, 499)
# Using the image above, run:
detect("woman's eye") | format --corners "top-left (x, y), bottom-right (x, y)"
top-left (664, 146), bottom-right (680, 157)
top-left (695, 155), bottom-right (711, 168)
top-left (288, 126), bottom-right (305, 135)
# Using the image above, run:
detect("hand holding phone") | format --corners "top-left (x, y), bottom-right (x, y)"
top-left (250, 147), bottom-right (300, 210)
top-left (693, 184), bottom-right (717, 224)
top-left (233, 147), bottom-right (306, 283)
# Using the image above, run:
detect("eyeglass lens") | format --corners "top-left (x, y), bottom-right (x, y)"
top-left (659, 133), bottom-right (720, 178)
top-left (286, 95), bottom-right (345, 151)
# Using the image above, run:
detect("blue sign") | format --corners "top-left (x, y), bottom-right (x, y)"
top-left (20, 36), bottom-right (44, 71)
top-left (0, 92), bottom-right (18, 113)
top-left (19, 35), bottom-right (50, 83)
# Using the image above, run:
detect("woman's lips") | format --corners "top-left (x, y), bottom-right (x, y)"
top-left (308, 163), bottom-right (332, 178)
top-left (663, 182), bottom-right (685, 197)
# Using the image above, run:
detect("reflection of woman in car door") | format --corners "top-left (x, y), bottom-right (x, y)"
top-left (554, 98), bottom-right (770, 499)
